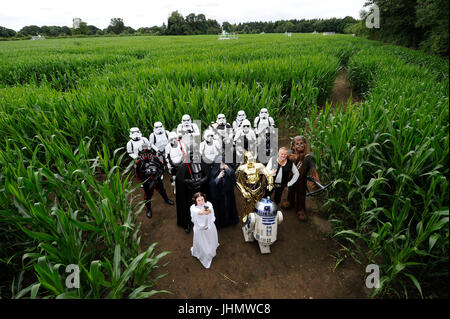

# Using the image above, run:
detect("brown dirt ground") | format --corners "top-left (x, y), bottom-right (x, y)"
top-left (134, 70), bottom-right (370, 299)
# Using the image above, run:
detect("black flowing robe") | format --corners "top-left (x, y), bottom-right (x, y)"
top-left (208, 163), bottom-right (239, 229)
top-left (175, 162), bottom-right (210, 229)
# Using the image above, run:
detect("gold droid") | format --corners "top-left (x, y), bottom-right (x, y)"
top-left (236, 151), bottom-right (274, 223)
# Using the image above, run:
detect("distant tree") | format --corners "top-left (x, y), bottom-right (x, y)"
top-left (167, 11), bottom-right (187, 35)
top-left (122, 26), bottom-right (136, 35)
top-left (87, 25), bottom-right (100, 35)
top-left (19, 25), bottom-right (41, 36)
top-left (0, 26), bottom-right (16, 37)
top-left (185, 13), bottom-right (197, 34)
top-left (205, 19), bottom-right (220, 34)
top-left (416, 0), bottom-right (449, 55)
top-left (107, 18), bottom-right (125, 34)
top-left (222, 21), bottom-right (232, 32)
top-left (61, 26), bottom-right (72, 36)
top-left (72, 21), bottom-right (89, 35)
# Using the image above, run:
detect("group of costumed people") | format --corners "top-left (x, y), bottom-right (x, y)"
top-left (128, 109), bottom-right (322, 268)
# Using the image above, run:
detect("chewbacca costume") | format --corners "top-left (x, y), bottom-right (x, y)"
top-left (283, 136), bottom-right (320, 221)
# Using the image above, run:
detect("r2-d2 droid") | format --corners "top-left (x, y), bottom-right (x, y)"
top-left (242, 197), bottom-right (283, 254)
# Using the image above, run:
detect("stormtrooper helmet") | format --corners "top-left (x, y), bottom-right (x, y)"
top-left (204, 129), bottom-right (215, 143)
top-left (241, 119), bottom-right (251, 134)
top-left (182, 114), bottom-right (192, 128)
top-left (129, 127), bottom-right (142, 141)
top-left (216, 114), bottom-right (226, 126)
top-left (168, 132), bottom-right (178, 147)
top-left (237, 110), bottom-right (246, 122)
top-left (259, 108), bottom-right (269, 119)
top-left (153, 121), bottom-right (164, 135)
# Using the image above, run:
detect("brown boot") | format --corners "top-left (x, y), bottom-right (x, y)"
top-left (297, 210), bottom-right (307, 221)
top-left (281, 201), bottom-right (291, 209)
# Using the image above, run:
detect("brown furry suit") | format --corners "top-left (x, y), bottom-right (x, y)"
top-left (283, 136), bottom-right (320, 221)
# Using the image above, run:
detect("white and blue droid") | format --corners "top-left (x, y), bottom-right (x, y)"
top-left (242, 197), bottom-right (283, 254)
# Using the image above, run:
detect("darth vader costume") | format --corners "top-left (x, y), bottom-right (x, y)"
top-left (175, 161), bottom-right (211, 233)
top-left (134, 144), bottom-right (174, 218)
top-left (208, 162), bottom-right (239, 229)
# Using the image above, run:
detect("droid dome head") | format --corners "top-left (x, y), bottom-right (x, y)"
top-left (168, 131), bottom-right (178, 146)
top-left (153, 121), bottom-right (164, 135)
top-left (241, 119), bottom-right (251, 133)
top-left (129, 127), bottom-right (142, 141)
top-left (216, 113), bottom-right (226, 125)
top-left (254, 197), bottom-right (278, 217)
top-left (259, 108), bottom-right (269, 119)
top-left (182, 114), bottom-right (192, 127)
top-left (237, 110), bottom-right (246, 122)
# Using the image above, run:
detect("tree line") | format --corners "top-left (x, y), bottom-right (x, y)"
top-left (347, 0), bottom-right (448, 56)
top-left (0, 12), bottom-right (356, 39)
top-left (1, 3), bottom-right (447, 57)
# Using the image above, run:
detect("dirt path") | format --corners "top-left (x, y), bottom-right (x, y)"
top-left (328, 69), bottom-right (360, 109)
top-left (136, 70), bottom-right (369, 299)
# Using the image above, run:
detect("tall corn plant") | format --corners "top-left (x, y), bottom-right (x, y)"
top-left (310, 45), bottom-right (449, 298)
top-left (0, 135), bottom-right (170, 298)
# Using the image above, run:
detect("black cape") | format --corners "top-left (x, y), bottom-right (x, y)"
top-left (175, 162), bottom-right (211, 229)
top-left (208, 163), bottom-right (239, 229)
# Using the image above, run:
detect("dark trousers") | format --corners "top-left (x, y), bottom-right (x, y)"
top-left (143, 179), bottom-right (169, 209)
top-left (266, 184), bottom-right (286, 204)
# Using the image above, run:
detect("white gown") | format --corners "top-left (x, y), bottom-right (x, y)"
top-left (190, 202), bottom-right (219, 269)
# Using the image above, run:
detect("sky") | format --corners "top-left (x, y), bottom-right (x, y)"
top-left (1, 0), bottom-right (367, 31)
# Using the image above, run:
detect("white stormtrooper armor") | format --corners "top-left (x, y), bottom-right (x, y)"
top-left (199, 129), bottom-right (221, 164)
top-left (149, 121), bottom-right (169, 159)
top-left (210, 113), bottom-right (233, 161)
top-left (253, 108), bottom-right (275, 135)
top-left (254, 108), bottom-right (276, 164)
top-left (234, 119), bottom-right (257, 162)
top-left (176, 114), bottom-right (200, 159)
top-left (242, 197), bottom-right (283, 254)
top-left (127, 127), bottom-right (150, 160)
top-left (165, 131), bottom-right (187, 193)
top-left (232, 110), bottom-right (247, 132)
top-left (210, 114), bottom-right (233, 140)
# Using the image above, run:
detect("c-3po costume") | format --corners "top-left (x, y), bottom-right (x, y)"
top-left (235, 151), bottom-right (274, 223)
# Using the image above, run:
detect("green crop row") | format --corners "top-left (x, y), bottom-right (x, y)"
top-left (309, 45), bottom-right (449, 298)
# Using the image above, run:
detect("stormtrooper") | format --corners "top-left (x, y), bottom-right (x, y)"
top-left (149, 121), bottom-right (169, 161)
top-left (164, 132), bottom-right (187, 194)
top-left (233, 119), bottom-right (257, 163)
top-left (209, 113), bottom-right (234, 160)
top-left (134, 143), bottom-right (174, 218)
top-left (199, 129), bottom-right (222, 165)
top-left (176, 114), bottom-right (200, 161)
top-left (232, 110), bottom-right (247, 132)
top-left (242, 197), bottom-right (283, 254)
top-left (126, 127), bottom-right (150, 160)
top-left (253, 108), bottom-right (276, 163)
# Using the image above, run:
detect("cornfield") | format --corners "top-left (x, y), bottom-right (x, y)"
top-left (0, 34), bottom-right (447, 298)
